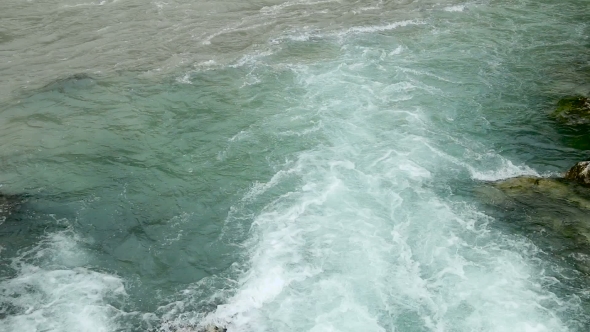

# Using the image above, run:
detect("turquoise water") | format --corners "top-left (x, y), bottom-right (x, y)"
top-left (1, 0), bottom-right (590, 331)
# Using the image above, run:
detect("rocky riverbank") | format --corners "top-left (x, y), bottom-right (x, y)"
top-left (475, 94), bottom-right (590, 275)
top-left (475, 162), bottom-right (590, 274)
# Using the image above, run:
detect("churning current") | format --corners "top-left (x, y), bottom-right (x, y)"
top-left (1, 0), bottom-right (589, 331)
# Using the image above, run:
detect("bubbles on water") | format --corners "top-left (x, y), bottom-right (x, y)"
top-left (176, 73), bottom-right (192, 85)
top-left (469, 159), bottom-right (540, 181)
top-left (165, 26), bottom-right (585, 330)
top-left (443, 5), bottom-right (467, 12)
top-left (0, 230), bottom-right (128, 332)
top-left (344, 20), bottom-right (423, 35)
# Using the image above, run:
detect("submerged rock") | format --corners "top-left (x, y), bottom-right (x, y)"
top-left (0, 194), bottom-right (27, 224)
top-left (552, 95), bottom-right (590, 125)
top-left (565, 161), bottom-right (590, 186)
top-left (477, 176), bottom-right (590, 209)
top-left (475, 175), bottom-right (590, 274)
top-left (41, 73), bottom-right (96, 93)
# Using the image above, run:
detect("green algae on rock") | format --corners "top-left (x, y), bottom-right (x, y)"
top-left (475, 176), bottom-right (590, 274)
top-left (478, 176), bottom-right (590, 210)
top-left (552, 95), bottom-right (590, 125)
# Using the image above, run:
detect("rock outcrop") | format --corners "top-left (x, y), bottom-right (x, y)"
top-left (475, 164), bottom-right (590, 275)
top-left (552, 95), bottom-right (590, 125)
top-left (565, 161), bottom-right (590, 186)
top-left (476, 175), bottom-right (590, 209)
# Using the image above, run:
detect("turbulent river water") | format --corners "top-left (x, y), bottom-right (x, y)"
top-left (1, 0), bottom-right (590, 331)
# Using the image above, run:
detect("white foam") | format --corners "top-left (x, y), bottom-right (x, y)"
top-left (191, 60), bottom-right (219, 71)
top-left (176, 73), bottom-right (192, 84)
top-left (201, 22), bottom-right (274, 46)
top-left (469, 159), bottom-right (540, 181)
top-left (344, 20), bottom-right (422, 35)
top-left (270, 20), bottom-right (422, 47)
top-left (389, 45), bottom-right (405, 55)
top-left (201, 157), bottom-right (568, 331)
top-left (231, 50), bottom-right (274, 68)
top-left (184, 55), bottom-right (574, 332)
top-left (242, 166), bottom-right (299, 202)
top-left (160, 6), bottom-right (583, 330)
top-left (0, 231), bottom-right (127, 332)
top-left (260, 0), bottom-right (340, 15)
top-left (62, 0), bottom-right (116, 8)
top-left (229, 130), bottom-right (251, 142)
top-left (443, 5), bottom-right (466, 12)
top-left (277, 120), bottom-right (323, 137)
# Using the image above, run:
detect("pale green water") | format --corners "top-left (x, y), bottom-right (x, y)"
top-left (1, 0), bottom-right (590, 331)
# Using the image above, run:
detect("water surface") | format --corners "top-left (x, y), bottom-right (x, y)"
top-left (1, 0), bottom-right (590, 331)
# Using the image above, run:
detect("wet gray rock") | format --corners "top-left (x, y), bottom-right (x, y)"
top-left (565, 161), bottom-right (590, 187)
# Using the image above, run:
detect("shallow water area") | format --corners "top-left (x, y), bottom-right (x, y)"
top-left (1, 0), bottom-right (590, 331)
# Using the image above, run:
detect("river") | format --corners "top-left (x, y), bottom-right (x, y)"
top-left (1, 0), bottom-right (589, 331)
